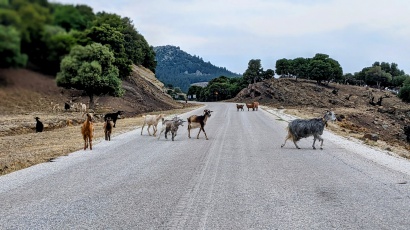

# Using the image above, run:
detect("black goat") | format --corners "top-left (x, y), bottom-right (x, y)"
top-left (281, 111), bottom-right (336, 150)
top-left (104, 117), bottom-right (113, 141)
top-left (104, 111), bottom-right (124, 128)
top-left (64, 102), bottom-right (71, 111)
top-left (35, 117), bottom-right (44, 133)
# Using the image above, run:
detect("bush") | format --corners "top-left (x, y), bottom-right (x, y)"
top-left (398, 85), bottom-right (410, 102)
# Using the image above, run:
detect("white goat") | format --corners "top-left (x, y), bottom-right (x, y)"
top-left (80, 103), bottom-right (87, 114)
top-left (141, 114), bottom-right (165, 137)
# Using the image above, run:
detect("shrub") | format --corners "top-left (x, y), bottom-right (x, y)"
top-left (398, 85), bottom-right (410, 102)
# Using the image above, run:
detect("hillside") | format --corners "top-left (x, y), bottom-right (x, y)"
top-left (0, 66), bottom-right (190, 135)
top-left (231, 78), bottom-right (410, 157)
top-left (154, 45), bottom-right (241, 92)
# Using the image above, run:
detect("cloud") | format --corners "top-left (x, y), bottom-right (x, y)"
top-left (51, 0), bottom-right (410, 75)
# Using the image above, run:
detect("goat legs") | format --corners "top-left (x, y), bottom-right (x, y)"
top-left (141, 123), bottom-right (145, 135)
top-left (281, 134), bottom-right (300, 149)
top-left (83, 136), bottom-right (88, 150)
top-left (313, 135), bottom-right (324, 150)
top-left (197, 127), bottom-right (208, 140)
top-left (147, 125), bottom-right (152, 136)
top-left (157, 127), bottom-right (165, 140)
top-left (84, 137), bottom-right (92, 150)
top-left (153, 125), bottom-right (157, 137)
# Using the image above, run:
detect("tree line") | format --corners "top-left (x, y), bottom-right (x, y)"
top-left (1, 0), bottom-right (156, 108)
top-left (188, 54), bottom-right (410, 102)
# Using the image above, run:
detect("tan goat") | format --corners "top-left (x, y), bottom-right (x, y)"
top-left (81, 113), bottom-right (94, 150)
top-left (141, 114), bottom-right (165, 137)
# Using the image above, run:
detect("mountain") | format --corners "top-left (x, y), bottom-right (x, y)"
top-left (154, 45), bottom-right (242, 92)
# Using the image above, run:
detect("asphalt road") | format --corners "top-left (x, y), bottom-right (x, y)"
top-left (1, 102), bottom-right (410, 229)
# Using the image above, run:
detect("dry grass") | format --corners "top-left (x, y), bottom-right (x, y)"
top-left (0, 105), bottom-right (202, 176)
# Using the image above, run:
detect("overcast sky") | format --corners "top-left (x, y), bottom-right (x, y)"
top-left (52, 0), bottom-right (410, 75)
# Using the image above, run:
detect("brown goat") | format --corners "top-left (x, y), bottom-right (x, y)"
top-left (246, 103), bottom-right (255, 111)
top-left (236, 104), bottom-right (244, 111)
top-left (104, 117), bottom-right (113, 141)
top-left (253, 101), bottom-right (259, 111)
top-left (187, 109), bottom-right (213, 140)
top-left (81, 113), bottom-right (94, 150)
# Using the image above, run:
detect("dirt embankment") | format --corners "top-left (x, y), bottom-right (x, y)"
top-left (230, 78), bottom-right (410, 157)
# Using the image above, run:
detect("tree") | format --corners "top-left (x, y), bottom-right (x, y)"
top-left (275, 58), bottom-right (292, 77)
top-left (398, 85), bottom-right (410, 102)
top-left (41, 26), bottom-right (77, 74)
top-left (187, 85), bottom-right (203, 100)
top-left (56, 43), bottom-right (124, 109)
top-left (365, 66), bottom-right (392, 88)
top-left (0, 25), bottom-right (27, 67)
top-left (327, 58), bottom-right (343, 83)
top-left (291, 57), bottom-right (310, 80)
top-left (308, 60), bottom-right (333, 84)
top-left (52, 4), bottom-right (90, 32)
top-left (373, 61), bottom-right (405, 77)
top-left (391, 75), bottom-right (410, 87)
top-left (243, 59), bottom-right (263, 84)
top-left (9, 0), bottom-right (52, 70)
top-left (263, 69), bottom-right (275, 79)
top-left (92, 12), bottom-right (157, 72)
top-left (0, 7), bottom-right (21, 26)
top-left (79, 23), bottom-right (132, 79)
top-left (310, 53), bottom-right (343, 84)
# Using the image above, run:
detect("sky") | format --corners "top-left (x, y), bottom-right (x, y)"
top-left (52, 0), bottom-right (410, 75)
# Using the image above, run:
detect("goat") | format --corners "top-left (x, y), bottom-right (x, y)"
top-left (104, 117), bottom-right (113, 141)
top-left (35, 117), bottom-right (43, 133)
top-left (141, 114), bottom-right (165, 136)
top-left (158, 117), bottom-right (185, 141)
top-left (80, 103), bottom-right (87, 114)
top-left (104, 111), bottom-right (124, 128)
top-left (187, 109), bottom-right (213, 140)
top-left (64, 102), bottom-right (71, 111)
top-left (236, 104), bottom-right (244, 111)
top-left (253, 101), bottom-right (259, 111)
top-left (246, 103), bottom-right (255, 111)
top-left (71, 102), bottom-right (79, 112)
top-left (281, 110), bottom-right (336, 150)
top-left (81, 113), bottom-right (94, 150)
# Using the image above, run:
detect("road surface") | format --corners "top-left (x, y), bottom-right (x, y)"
top-left (1, 102), bottom-right (410, 229)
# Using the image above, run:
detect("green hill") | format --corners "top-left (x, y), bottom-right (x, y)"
top-left (154, 45), bottom-right (241, 92)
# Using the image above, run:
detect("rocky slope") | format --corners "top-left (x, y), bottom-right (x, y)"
top-left (231, 78), bottom-right (410, 155)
